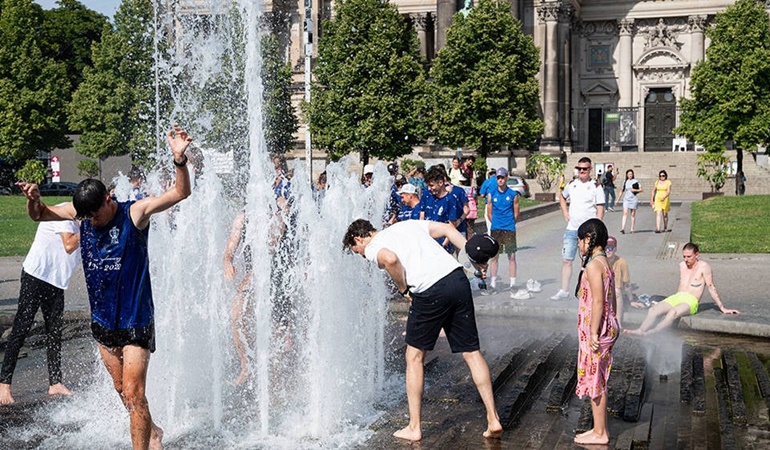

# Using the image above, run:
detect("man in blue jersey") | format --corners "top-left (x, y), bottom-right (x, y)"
top-left (478, 168), bottom-right (497, 231)
top-left (486, 168), bottom-right (520, 294)
top-left (419, 167), bottom-right (461, 252)
top-left (396, 183), bottom-right (421, 222)
top-left (17, 124), bottom-right (193, 450)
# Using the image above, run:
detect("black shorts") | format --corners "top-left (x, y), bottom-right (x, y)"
top-left (406, 268), bottom-right (480, 353)
top-left (91, 322), bottom-right (156, 353)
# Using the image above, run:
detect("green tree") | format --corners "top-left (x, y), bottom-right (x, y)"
top-left (68, 0), bottom-right (159, 165)
top-left (77, 158), bottom-right (99, 178)
top-left (0, 0), bottom-right (70, 161)
top-left (675, 0), bottom-right (770, 190)
top-left (40, 0), bottom-right (109, 95)
top-left (428, 0), bottom-right (543, 155)
top-left (262, 34), bottom-right (299, 155)
top-left (305, 0), bottom-right (426, 162)
top-left (15, 158), bottom-right (46, 184)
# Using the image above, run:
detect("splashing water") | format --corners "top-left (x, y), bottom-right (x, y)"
top-left (7, 1), bottom-right (397, 448)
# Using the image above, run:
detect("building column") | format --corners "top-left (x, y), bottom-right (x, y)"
top-left (410, 13), bottom-right (429, 59)
top-left (436, 0), bottom-right (456, 51)
top-left (510, 0), bottom-right (519, 20)
top-left (689, 15), bottom-right (706, 64)
top-left (560, 5), bottom-right (573, 149)
top-left (538, 2), bottom-right (561, 152)
top-left (618, 19), bottom-right (634, 108)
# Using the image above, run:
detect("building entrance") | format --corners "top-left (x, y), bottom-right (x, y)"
top-left (644, 88), bottom-right (676, 152)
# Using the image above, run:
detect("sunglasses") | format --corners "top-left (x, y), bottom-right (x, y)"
top-left (659, 174), bottom-right (667, 177)
top-left (606, 246), bottom-right (616, 251)
top-left (575, 166), bottom-right (590, 172)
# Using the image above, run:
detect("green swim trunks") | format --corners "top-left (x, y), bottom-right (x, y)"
top-left (663, 292), bottom-right (699, 316)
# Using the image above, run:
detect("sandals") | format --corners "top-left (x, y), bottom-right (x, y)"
top-left (655, 230), bottom-right (661, 233)
top-left (620, 230), bottom-right (625, 234)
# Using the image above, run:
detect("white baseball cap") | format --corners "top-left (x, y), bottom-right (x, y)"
top-left (363, 164), bottom-right (374, 175)
top-left (397, 183), bottom-right (418, 195)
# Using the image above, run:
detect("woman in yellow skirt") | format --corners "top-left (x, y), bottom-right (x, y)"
top-left (651, 170), bottom-right (672, 233)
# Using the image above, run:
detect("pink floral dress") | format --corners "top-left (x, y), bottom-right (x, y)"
top-left (576, 261), bottom-right (620, 399)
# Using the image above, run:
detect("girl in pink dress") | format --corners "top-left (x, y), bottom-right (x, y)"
top-left (574, 218), bottom-right (620, 445)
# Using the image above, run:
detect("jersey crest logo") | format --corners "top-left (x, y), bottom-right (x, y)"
top-left (109, 226), bottom-right (120, 245)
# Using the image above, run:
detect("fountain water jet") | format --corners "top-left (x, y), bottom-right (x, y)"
top-left (3, 1), bottom-right (395, 447)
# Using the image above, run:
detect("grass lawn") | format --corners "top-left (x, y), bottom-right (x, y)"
top-left (690, 195), bottom-right (770, 253)
top-left (0, 196), bottom-right (71, 257)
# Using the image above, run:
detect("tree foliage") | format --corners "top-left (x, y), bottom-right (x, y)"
top-left (696, 151), bottom-right (730, 192)
top-left (676, 0), bottom-right (770, 153)
top-left (262, 34), bottom-right (299, 155)
top-left (526, 153), bottom-right (565, 192)
top-left (68, 0), bottom-right (159, 164)
top-left (0, 0), bottom-right (70, 161)
top-left (306, 0), bottom-right (426, 161)
top-left (40, 0), bottom-right (109, 96)
top-left (428, 0), bottom-right (543, 155)
top-left (15, 158), bottom-right (46, 184)
top-left (77, 158), bottom-right (99, 178)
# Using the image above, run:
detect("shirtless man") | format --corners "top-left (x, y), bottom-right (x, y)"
top-left (625, 243), bottom-right (739, 336)
top-left (16, 124), bottom-right (193, 450)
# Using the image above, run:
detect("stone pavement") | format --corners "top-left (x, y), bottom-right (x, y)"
top-left (467, 201), bottom-right (770, 337)
top-left (1, 200), bottom-right (768, 341)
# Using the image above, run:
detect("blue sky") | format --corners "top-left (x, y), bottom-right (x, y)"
top-left (35, 0), bottom-right (121, 19)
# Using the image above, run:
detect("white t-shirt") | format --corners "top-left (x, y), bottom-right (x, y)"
top-left (364, 220), bottom-right (461, 293)
top-left (23, 219), bottom-right (81, 290)
top-left (562, 178), bottom-right (605, 230)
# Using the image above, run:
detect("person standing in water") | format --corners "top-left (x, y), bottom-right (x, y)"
top-left (16, 124), bottom-right (193, 450)
top-left (343, 219), bottom-right (502, 442)
top-left (0, 213), bottom-right (80, 404)
top-left (574, 218), bottom-right (620, 446)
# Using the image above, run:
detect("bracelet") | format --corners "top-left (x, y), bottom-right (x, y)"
top-left (400, 287), bottom-right (410, 296)
top-left (173, 155), bottom-right (188, 167)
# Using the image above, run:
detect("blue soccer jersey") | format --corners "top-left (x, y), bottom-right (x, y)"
top-left (489, 187), bottom-right (518, 231)
top-left (80, 202), bottom-right (153, 330)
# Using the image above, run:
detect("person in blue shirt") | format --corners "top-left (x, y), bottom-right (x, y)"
top-left (486, 167), bottom-right (520, 293)
top-left (420, 166), bottom-right (461, 252)
top-left (397, 183), bottom-right (421, 222)
top-left (478, 168), bottom-right (497, 231)
top-left (16, 124), bottom-right (193, 450)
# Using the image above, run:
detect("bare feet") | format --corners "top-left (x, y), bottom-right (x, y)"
top-left (393, 425), bottom-right (421, 442)
top-left (576, 428), bottom-right (594, 439)
top-left (48, 383), bottom-right (74, 397)
top-left (150, 424), bottom-right (164, 450)
top-left (574, 430), bottom-right (609, 445)
top-left (0, 383), bottom-right (14, 405)
top-left (623, 328), bottom-right (646, 336)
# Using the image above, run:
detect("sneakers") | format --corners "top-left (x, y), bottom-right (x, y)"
top-left (511, 289), bottom-right (533, 300)
top-left (526, 279), bottom-right (542, 293)
top-left (549, 289), bottom-right (571, 301)
top-left (479, 287), bottom-right (494, 296)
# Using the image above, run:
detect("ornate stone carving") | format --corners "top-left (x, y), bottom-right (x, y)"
top-left (618, 19), bottom-right (634, 36)
top-left (688, 15), bottom-right (707, 33)
top-left (645, 18), bottom-right (681, 50)
top-left (410, 13), bottom-right (429, 31)
top-left (537, 2), bottom-right (561, 23)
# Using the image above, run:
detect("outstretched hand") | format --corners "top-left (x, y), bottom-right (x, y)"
top-left (16, 182), bottom-right (40, 202)
top-left (721, 308), bottom-right (740, 315)
top-left (167, 124), bottom-right (193, 162)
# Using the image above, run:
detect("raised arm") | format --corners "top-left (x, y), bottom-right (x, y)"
top-left (17, 182), bottom-right (76, 222)
top-left (130, 124), bottom-right (193, 230)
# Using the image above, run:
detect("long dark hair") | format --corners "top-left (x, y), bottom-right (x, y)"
top-left (575, 218), bottom-right (609, 297)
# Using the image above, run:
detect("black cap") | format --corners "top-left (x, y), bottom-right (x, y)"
top-left (465, 234), bottom-right (500, 265)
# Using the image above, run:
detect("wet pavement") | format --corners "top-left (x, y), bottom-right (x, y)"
top-left (2, 201), bottom-right (769, 448)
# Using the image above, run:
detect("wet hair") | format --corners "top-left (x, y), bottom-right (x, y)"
top-left (128, 166), bottom-right (144, 182)
top-left (318, 171), bottom-right (327, 185)
top-left (73, 179), bottom-right (108, 220)
top-left (342, 219), bottom-right (377, 249)
top-left (683, 242), bottom-right (699, 253)
top-left (425, 166), bottom-right (447, 184)
top-left (626, 169), bottom-right (634, 179)
top-left (575, 218), bottom-right (609, 297)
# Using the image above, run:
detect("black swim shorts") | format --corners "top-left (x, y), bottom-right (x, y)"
top-left (91, 322), bottom-right (156, 353)
top-left (405, 267), bottom-right (480, 353)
